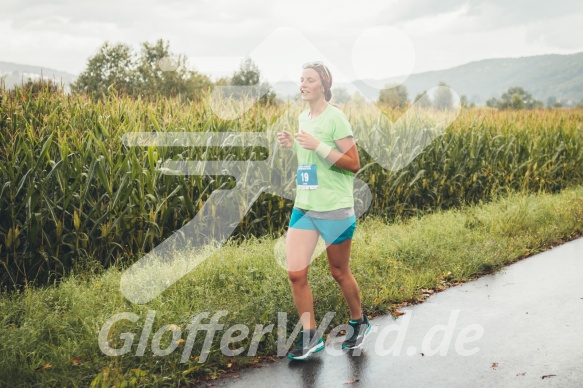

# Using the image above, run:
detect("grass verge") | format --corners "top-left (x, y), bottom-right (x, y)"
top-left (1, 185), bottom-right (582, 387)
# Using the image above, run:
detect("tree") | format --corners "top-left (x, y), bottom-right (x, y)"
top-left (414, 91), bottom-right (432, 108)
top-left (546, 96), bottom-right (562, 108)
top-left (72, 39), bottom-right (212, 100)
top-left (231, 58), bottom-right (261, 87)
top-left (433, 81), bottom-right (453, 110)
top-left (510, 93), bottom-right (525, 110)
top-left (378, 84), bottom-right (408, 108)
top-left (485, 87), bottom-right (543, 110)
top-left (497, 87), bottom-right (543, 110)
top-left (134, 39), bottom-right (211, 100)
top-left (71, 41), bottom-right (137, 98)
top-left (486, 97), bottom-right (498, 108)
top-left (230, 57), bottom-right (277, 105)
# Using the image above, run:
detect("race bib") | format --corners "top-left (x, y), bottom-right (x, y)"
top-left (297, 164), bottom-right (318, 190)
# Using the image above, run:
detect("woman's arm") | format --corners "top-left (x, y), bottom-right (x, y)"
top-left (294, 131), bottom-right (361, 173)
top-left (326, 136), bottom-right (360, 173)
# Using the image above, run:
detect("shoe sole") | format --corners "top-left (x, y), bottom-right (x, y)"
top-left (342, 323), bottom-right (373, 350)
top-left (287, 341), bottom-right (325, 361)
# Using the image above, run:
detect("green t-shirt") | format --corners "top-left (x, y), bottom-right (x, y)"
top-left (292, 104), bottom-right (355, 211)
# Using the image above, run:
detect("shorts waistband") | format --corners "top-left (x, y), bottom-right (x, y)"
top-left (293, 206), bottom-right (355, 220)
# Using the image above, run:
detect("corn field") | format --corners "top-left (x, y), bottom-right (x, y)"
top-left (1, 86), bottom-right (582, 288)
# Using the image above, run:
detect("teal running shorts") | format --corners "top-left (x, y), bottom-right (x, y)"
top-left (289, 208), bottom-right (356, 245)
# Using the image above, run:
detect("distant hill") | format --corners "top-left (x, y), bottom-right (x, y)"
top-left (0, 62), bottom-right (76, 92)
top-left (353, 52), bottom-right (583, 106)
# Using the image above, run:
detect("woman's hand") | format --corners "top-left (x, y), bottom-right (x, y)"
top-left (276, 130), bottom-right (294, 149)
top-left (294, 129), bottom-right (320, 151)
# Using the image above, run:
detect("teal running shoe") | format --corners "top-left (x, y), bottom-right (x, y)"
top-left (287, 330), bottom-right (325, 360)
top-left (342, 314), bottom-right (372, 349)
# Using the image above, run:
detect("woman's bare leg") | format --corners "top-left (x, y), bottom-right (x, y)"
top-left (286, 227), bottom-right (320, 330)
top-left (326, 238), bottom-right (362, 320)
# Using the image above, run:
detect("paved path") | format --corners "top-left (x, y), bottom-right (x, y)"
top-left (213, 237), bottom-right (583, 387)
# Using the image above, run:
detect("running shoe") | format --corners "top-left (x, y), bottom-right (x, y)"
top-left (287, 330), bottom-right (325, 360)
top-left (341, 314), bottom-right (372, 349)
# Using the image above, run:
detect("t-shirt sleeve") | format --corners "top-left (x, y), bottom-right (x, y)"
top-left (332, 110), bottom-right (354, 140)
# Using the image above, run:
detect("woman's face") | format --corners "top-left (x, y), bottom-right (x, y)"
top-left (300, 68), bottom-right (324, 102)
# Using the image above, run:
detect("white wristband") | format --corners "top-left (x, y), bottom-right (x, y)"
top-left (315, 142), bottom-right (332, 158)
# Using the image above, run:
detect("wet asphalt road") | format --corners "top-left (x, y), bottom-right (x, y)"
top-left (212, 237), bottom-right (583, 387)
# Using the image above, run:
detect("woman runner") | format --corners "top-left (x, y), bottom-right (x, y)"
top-left (276, 61), bottom-right (372, 361)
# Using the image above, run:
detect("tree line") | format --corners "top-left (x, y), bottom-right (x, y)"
top-left (375, 82), bottom-right (556, 110)
top-left (5, 38), bottom-right (577, 109)
top-left (69, 39), bottom-right (276, 104)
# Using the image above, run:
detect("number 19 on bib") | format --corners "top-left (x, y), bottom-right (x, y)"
top-left (297, 164), bottom-right (318, 190)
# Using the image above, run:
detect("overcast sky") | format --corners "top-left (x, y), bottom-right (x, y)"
top-left (2, 0), bottom-right (582, 83)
